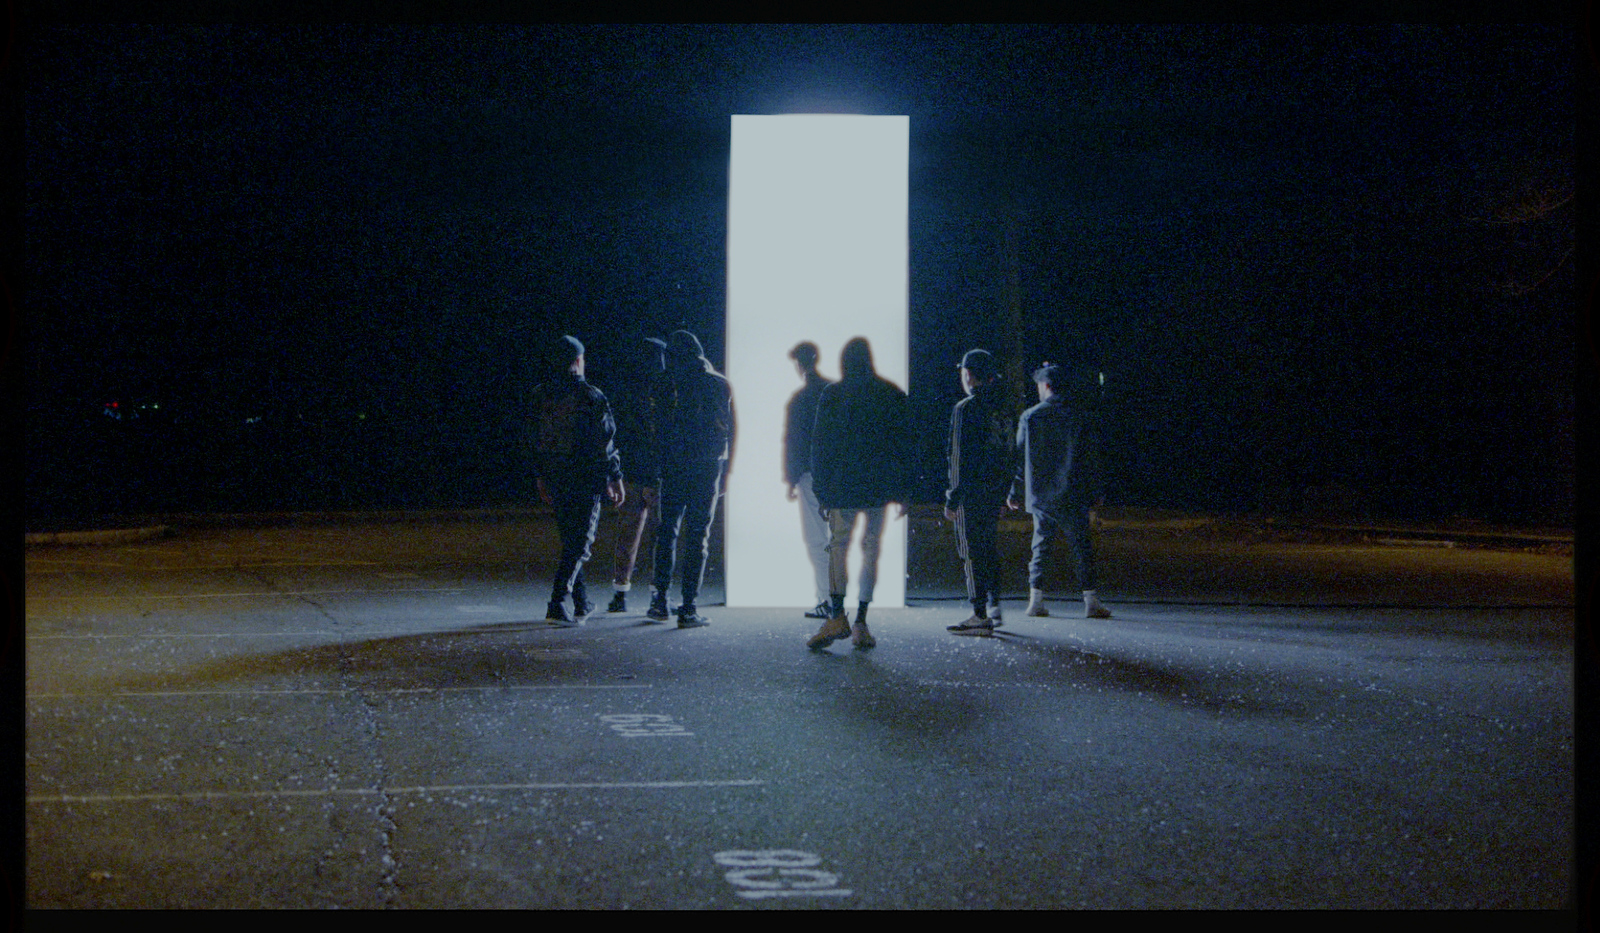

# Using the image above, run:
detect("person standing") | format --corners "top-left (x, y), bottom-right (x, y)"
top-left (646, 329), bottom-right (736, 629)
top-left (1008, 363), bottom-right (1112, 620)
top-left (944, 348), bottom-right (1018, 635)
top-left (528, 334), bottom-right (625, 626)
top-left (806, 337), bottom-right (912, 651)
top-left (784, 341), bottom-right (834, 621)
top-left (605, 337), bottom-right (667, 614)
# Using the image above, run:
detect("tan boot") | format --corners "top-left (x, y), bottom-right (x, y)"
top-left (850, 621), bottom-right (876, 650)
top-left (1027, 587), bottom-right (1050, 617)
top-left (1084, 590), bottom-right (1112, 619)
top-left (807, 613), bottom-right (851, 650)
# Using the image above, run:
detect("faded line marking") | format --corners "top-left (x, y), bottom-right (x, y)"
top-left (738, 889), bottom-right (853, 899)
top-left (27, 683), bottom-right (642, 699)
top-left (28, 588), bottom-right (467, 602)
top-left (916, 680), bottom-right (1059, 688)
top-left (30, 561), bottom-right (384, 571)
top-left (27, 779), bottom-right (766, 804)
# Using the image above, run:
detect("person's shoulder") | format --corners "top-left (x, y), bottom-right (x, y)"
top-left (1020, 400), bottom-right (1052, 420)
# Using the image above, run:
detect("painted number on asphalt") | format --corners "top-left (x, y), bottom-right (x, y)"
top-left (598, 713), bottom-right (694, 738)
top-left (712, 850), bottom-right (852, 900)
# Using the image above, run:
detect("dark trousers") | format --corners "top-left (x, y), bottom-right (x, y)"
top-left (954, 500), bottom-right (1003, 613)
top-left (1030, 506), bottom-right (1096, 591)
top-left (652, 461), bottom-right (723, 607)
top-left (551, 490), bottom-right (603, 605)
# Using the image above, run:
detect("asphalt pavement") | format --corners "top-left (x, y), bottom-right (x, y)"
top-left (22, 508), bottom-right (1577, 909)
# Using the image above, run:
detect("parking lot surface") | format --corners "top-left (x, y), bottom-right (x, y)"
top-left (24, 509), bottom-right (1575, 908)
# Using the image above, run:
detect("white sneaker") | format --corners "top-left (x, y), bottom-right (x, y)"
top-left (1027, 588), bottom-right (1050, 617)
top-left (1084, 590), bottom-right (1112, 619)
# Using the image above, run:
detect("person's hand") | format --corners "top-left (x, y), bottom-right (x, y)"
top-left (786, 483), bottom-right (799, 502)
top-left (943, 505), bottom-right (958, 522)
top-left (1006, 496), bottom-right (1020, 512)
top-left (606, 478), bottom-right (625, 507)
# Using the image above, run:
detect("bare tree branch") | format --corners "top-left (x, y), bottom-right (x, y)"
top-left (1502, 245), bottom-right (1575, 295)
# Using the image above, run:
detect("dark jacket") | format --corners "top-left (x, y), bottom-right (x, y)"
top-left (783, 370), bottom-right (832, 485)
top-left (1010, 394), bottom-right (1103, 516)
top-left (613, 371), bottom-right (667, 485)
top-left (528, 371), bottom-right (624, 495)
top-left (946, 378), bottom-right (1017, 511)
top-left (811, 344), bottom-right (911, 510)
top-left (649, 355), bottom-right (736, 484)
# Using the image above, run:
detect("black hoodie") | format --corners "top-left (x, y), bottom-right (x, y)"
top-left (811, 338), bottom-right (912, 509)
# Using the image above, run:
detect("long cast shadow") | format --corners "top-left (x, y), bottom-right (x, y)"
top-left (107, 618), bottom-right (612, 694)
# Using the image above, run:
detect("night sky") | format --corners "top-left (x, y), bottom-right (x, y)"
top-left (20, 21), bottom-right (1578, 526)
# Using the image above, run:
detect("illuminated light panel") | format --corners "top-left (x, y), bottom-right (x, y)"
top-left (725, 114), bottom-right (909, 609)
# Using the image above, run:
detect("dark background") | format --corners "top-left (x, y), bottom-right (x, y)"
top-left (18, 19), bottom-right (1579, 529)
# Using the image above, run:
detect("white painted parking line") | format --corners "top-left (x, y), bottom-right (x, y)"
top-left (27, 683), bottom-right (642, 699)
top-left (27, 779), bottom-right (767, 805)
top-left (28, 588), bottom-right (467, 601)
top-left (28, 628), bottom-right (558, 641)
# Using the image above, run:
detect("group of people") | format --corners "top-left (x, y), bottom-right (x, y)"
top-left (526, 328), bottom-right (1109, 649)
top-left (527, 329), bottom-right (732, 629)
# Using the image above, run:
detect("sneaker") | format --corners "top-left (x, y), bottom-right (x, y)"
top-left (850, 622), bottom-right (876, 650)
top-left (804, 602), bottom-right (832, 619)
top-left (1027, 588), bottom-right (1050, 617)
top-left (1085, 602), bottom-right (1113, 620)
top-left (947, 614), bottom-right (995, 636)
top-left (646, 593), bottom-right (670, 622)
top-left (546, 602), bottom-right (581, 627)
top-left (676, 606), bottom-right (710, 629)
top-left (573, 597), bottom-right (594, 623)
top-left (807, 614), bottom-right (851, 650)
top-left (987, 599), bottom-right (1004, 626)
top-left (607, 592), bottom-right (628, 613)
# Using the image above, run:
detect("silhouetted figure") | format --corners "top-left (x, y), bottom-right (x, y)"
top-left (1008, 363), bottom-right (1112, 620)
top-left (943, 348), bottom-right (1018, 636)
top-left (645, 330), bottom-right (736, 629)
top-left (784, 341), bottom-right (834, 620)
top-left (605, 337), bottom-right (667, 613)
top-left (528, 335), bottom-right (625, 626)
top-left (806, 337), bottom-right (911, 651)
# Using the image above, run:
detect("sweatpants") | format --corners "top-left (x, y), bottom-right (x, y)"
top-left (652, 461), bottom-right (724, 607)
top-left (1029, 507), bottom-right (1097, 591)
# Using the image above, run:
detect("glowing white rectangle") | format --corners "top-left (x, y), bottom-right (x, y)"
top-left (725, 114), bottom-right (909, 609)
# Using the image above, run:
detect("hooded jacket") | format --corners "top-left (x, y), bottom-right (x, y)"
top-left (649, 340), bottom-right (736, 483)
top-left (811, 339), bottom-right (912, 510)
